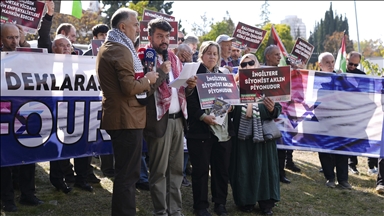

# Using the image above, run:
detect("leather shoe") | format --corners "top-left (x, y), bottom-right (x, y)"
top-left (280, 176), bottom-right (291, 184)
top-left (74, 182), bottom-right (93, 192)
top-left (51, 179), bottom-right (72, 194)
top-left (2, 202), bottom-right (17, 212)
top-left (19, 196), bottom-right (44, 206)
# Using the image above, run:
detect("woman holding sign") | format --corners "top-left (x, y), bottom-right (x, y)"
top-left (185, 41), bottom-right (235, 216)
top-left (230, 54), bottom-right (281, 215)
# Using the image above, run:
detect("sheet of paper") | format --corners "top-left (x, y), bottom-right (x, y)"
top-left (169, 62), bottom-right (200, 88)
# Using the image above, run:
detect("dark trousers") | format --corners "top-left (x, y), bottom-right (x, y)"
top-left (286, 150), bottom-right (294, 164)
top-left (50, 157), bottom-right (90, 184)
top-left (107, 129), bottom-right (142, 216)
top-left (187, 136), bottom-right (232, 210)
top-left (277, 149), bottom-right (295, 177)
top-left (1, 164), bottom-right (36, 203)
top-left (100, 154), bottom-right (115, 174)
top-left (348, 156), bottom-right (378, 169)
top-left (368, 157), bottom-right (378, 169)
top-left (348, 156), bottom-right (358, 167)
top-left (377, 158), bottom-right (383, 186)
top-left (318, 153), bottom-right (348, 182)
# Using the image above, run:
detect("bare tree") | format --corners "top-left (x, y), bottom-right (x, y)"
top-left (190, 12), bottom-right (213, 36)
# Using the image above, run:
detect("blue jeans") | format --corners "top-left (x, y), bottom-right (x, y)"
top-left (183, 152), bottom-right (189, 177)
top-left (139, 153), bottom-right (149, 183)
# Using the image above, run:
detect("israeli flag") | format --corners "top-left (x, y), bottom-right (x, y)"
top-left (276, 70), bottom-right (384, 158)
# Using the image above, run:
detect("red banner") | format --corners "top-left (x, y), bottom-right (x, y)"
top-left (142, 9), bottom-right (175, 22)
top-left (0, 0), bottom-right (45, 34)
top-left (289, 38), bottom-right (314, 66)
top-left (238, 66), bottom-right (291, 103)
top-left (232, 22), bottom-right (267, 53)
top-left (91, 39), bottom-right (104, 56)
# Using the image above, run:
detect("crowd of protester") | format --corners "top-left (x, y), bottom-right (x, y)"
top-left (1, 2), bottom-right (383, 216)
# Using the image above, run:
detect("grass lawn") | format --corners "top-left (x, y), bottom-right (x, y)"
top-left (2, 151), bottom-right (383, 216)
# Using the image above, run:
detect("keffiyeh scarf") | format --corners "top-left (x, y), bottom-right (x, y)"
top-left (146, 45), bottom-right (187, 120)
top-left (106, 28), bottom-right (144, 78)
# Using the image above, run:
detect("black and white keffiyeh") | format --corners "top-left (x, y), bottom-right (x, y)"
top-left (106, 28), bottom-right (143, 73)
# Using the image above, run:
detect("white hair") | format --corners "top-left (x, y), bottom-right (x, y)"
top-left (52, 34), bottom-right (71, 50)
top-left (318, 52), bottom-right (333, 63)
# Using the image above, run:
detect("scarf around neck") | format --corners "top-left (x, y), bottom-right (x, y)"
top-left (145, 44), bottom-right (187, 120)
top-left (106, 28), bottom-right (144, 77)
top-left (237, 104), bottom-right (264, 143)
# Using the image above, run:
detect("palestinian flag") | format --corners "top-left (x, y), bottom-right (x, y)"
top-left (60, 0), bottom-right (83, 19)
top-left (266, 25), bottom-right (288, 66)
top-left (335, 32), bottom-right (347, 73)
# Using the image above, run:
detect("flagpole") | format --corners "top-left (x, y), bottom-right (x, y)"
top-left (354, 0), bottom-right (362, 69)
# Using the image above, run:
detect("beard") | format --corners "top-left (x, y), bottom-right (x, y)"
top-left (152, 42), bottom-right (169, 54)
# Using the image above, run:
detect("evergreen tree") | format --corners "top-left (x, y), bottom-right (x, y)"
top-left (258, 1), bottom-right (270, 27)
top-left (308, 2), bottom-right (351, 64)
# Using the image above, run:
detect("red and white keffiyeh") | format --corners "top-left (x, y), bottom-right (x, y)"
top-left (146, 45), bottom-right (187, 120)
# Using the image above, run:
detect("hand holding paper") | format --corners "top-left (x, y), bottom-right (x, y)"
top-left (169, 62), bottom-right (200, 88)
top-left (186, 76), bottom-right (197, 89)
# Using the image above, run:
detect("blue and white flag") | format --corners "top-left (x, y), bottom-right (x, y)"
top-left (276, 69), bottom-right (384, 158)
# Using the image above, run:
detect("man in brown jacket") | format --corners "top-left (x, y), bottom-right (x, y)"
top-left (96, 8), bottom-right (158, 216)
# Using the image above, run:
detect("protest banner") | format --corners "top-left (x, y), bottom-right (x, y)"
top-left (195, 73), bottom-right (239, 109)
top-left (1, 52), bottom-right (112, 167)
top-left (288, 38), bottom-right (314, 66)
top-left (91, 39), bottom-right (104, 56)
top-left (142, 9), bottom-right (176, 22)
top-left (276, 69), bottom-right (384, 158)
top-left (238, 66), bottom-right (291, 103)
top-left (1, 53), bottom-right (382, 167)
top-left (232, 22), bottom-right (267, 53)
top-left (139, 20), bottom-right (178, 48)
top-left (0, 0), bottom-right (45, 34)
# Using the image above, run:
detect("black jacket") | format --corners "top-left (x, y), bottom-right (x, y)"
top-left (185, 63), bottom-right (235, 140)
top-left (347, 68), bottom-right (365, 75)
top-left (37, 14), bottom-right (83, 55)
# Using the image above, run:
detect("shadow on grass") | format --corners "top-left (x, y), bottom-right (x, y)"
top-left (3, 152), bottom-right (382, 216)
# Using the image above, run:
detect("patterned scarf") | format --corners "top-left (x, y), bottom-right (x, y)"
top-left (146, 45), bottom-right (187, 120)
top-left (237, 104), bottom-right (264, 143)
top-left (106, 28), bottom-right (144, 78)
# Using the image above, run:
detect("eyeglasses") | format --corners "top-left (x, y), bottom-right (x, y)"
top-left (5, 36), bottom-right (19, 40)
top-left (240, 60), bottom-right (255, 68)
top-left (348, 62), bottom-right (359, 67)
top-left (178, 37), bottom-right (184, 42)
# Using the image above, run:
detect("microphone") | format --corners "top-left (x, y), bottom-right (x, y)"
top-left (137, 47), bottom-right (146, 73)
top-left (162, 49), bottom-right (169, 84)
top-left (162, 49), bottom-right (168, 61)
top-left (144, 48), bottom-right (157, 72)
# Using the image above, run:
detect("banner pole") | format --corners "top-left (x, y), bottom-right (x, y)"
top-left (354, 0), bottom-right (362, 70)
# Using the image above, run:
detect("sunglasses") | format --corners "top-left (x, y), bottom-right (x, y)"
top-left (178, 37), bottom-right (185, 42)
top-left (348, 62), bottom-right (359, 67)
top-left (240, 60), bottom-right (255, 68)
